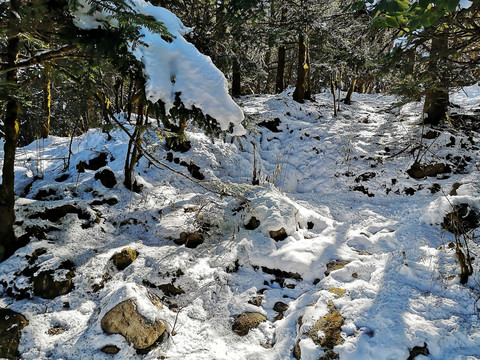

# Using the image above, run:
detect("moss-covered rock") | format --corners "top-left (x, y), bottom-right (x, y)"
top-left (324, 260), bottom-right (350, 276)
top-left (232, 312), bottom-right (267, 336)
top-left (309, 301), bottom-right (344, 351)
top-left (111, 248), bottom-right (138, 271)
top-left (329, 288), bottom-right (346, 298)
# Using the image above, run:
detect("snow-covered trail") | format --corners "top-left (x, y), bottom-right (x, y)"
top-left (237, 90), bottom-right (480, 359)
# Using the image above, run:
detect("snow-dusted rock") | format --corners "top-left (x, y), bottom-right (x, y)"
top-left (100, 284), bottom-right (170, 350)
top-left (0, 308), bottom-right (29, 359)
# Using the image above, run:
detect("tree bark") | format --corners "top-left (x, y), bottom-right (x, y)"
top-left (293, 33), bottom-right (306, 103)
top-left (0, 18), bottom-right (21, 261)
top-left (41, 63), bottom-right (52, 139)
top-left (232, 56), bottom-right (241, 97)
top-left (423, 34), bottom-right (449, 126)
top-left (275, 44), bottom-right (286, 94)
top-left (344, 77), bottom-right (356, 105)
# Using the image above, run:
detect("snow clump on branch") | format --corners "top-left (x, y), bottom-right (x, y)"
top-left (73, 0), bottom-right (245, 136)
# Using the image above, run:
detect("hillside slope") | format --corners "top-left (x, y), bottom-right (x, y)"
top-left (1, 88), bottom-right (479, 360)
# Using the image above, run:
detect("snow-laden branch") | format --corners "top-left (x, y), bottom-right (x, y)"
top-left (73, 0), bottom-right (245, 136)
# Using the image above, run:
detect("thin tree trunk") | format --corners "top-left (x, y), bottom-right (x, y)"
top-left (232, 56), bottom-right (241, 97)
top-left (0, 13), bottom-right (21, 261)
top-left (275, 44), bottom-right (286, 94)
top-left (41, 63), bottom-right (52, 139)
top-left (304, 41), bottom-right (312, 100)
top-left (124, 97), bottom-right (144, 191)
top-left (330, 75), bottom-right (337, 117)
top-left (293, 33), bottom-right (306, 103)
top-left (423, 34), bottom-right (449, 126)
top-left (344, 77), bottom-right (356, 105)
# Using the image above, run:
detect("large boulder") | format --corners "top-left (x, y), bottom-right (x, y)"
top-left (0, 308), bottom-right (28, 359)
top-left (100, 284), bottom-right (170, 351)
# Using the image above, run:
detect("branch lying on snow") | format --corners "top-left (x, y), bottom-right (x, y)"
top-left (98, 98), bottom-right (253, 199)
top-left (0, 46), bottom-right (79, 75)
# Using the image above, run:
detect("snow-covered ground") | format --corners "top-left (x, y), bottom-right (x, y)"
top-left (1, 88), bottom-right (479, 359)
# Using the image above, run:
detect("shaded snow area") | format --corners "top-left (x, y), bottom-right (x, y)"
top-left (1, 88), bottom-right (480, 359)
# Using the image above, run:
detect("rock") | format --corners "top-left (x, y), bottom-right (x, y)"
top-left (26, 247), bottom-right (47, 265)
top-left (55, 173), bottom-right (70, 182)
top-left (269, 228), bottom-right (288, 241)
top-left (354, 172), bottom-right (376, 182)
top-left (423, 130), bottom-right (439, 139)
top-left (101, 297), bottom-right (168, 350)
top-left (245, 216), bottom-right (260, 230)
top-left (187, 163), bottom-right (204, 180)
top-left (33, 188), bottom-right (62, 201)
top-left (407, 342), bottom-right (429, 360)
top-left (309, 301), bottom-right (344, 352)
top-left (450, 182), bottom-right (461, 196)
top-left (273, 302), bottom-right (288, 313)
top-left (324, 260), bottom-right (350, 276)
top-left (293, 340), bottom-right (301, 359)
top-left (111, 248), bottom-right (138, 271)
top-left (158, 283), bottom-right (184, 296)
top-left (261, 266), bottom-right (302, 288)
top-left (319, 350), bottom-right (340, 360)
top-left (258, 117), bottom-right (282, 132)
top-left (248, 296), bottom-right (264, 307)
top-left (77, 152), bottom-right (108, 172)
top-left (101, 345), bottom-right (120, 354)
top-left (442, 203), bottom-right (480, 234)
top-left (94, 169), bottom-right (117, 188)
top-left (174, 232), bottom-right (204, 248)
top-left (232, 312), bottom-right (267, 336)
top-left (0, 308), bottom-right (29, 359)
top-left (32, 262), bottom-right (75, 299)
top-left (329, 288), bottom-right (346, 298)
top-left (29, 204), bottom-right (91, 223)
top-left (407, 161), bottom-right (450, 179)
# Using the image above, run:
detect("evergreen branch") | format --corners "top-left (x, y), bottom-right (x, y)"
top-left (0, 45), bottom-right (79, 75)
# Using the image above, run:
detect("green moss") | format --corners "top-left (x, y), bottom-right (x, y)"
top-left (112, 248), bottom-right (138, 271)
top-left (232, 312), bottom-right (267, 336)
top-left (309, 301), bottom-right (345, 349)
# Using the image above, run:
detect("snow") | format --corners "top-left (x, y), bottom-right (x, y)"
top-left (1, 86), bottom-right (480, 359)
top-left (72, 0), bottom-right (245, 135)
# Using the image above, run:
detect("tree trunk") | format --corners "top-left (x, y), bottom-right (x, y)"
top-left (0, 33), bottom-right (21, 261)
top-left (293, 33), bottom-right (306, 103)
top-left (304, 42), bottom-right (312, 100)
top-left (41, 63), bottom-right (52, 139)
top-left (124, 96), bottom-right (145, 192)
top-left (275, 44), bottom-right (286, 94)
top-left (423, 34), bottom-right (449, 126)
top-left (344, 77), bottom-right (356, 105)
top-left (232, 56), bottom-right (241, 97)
